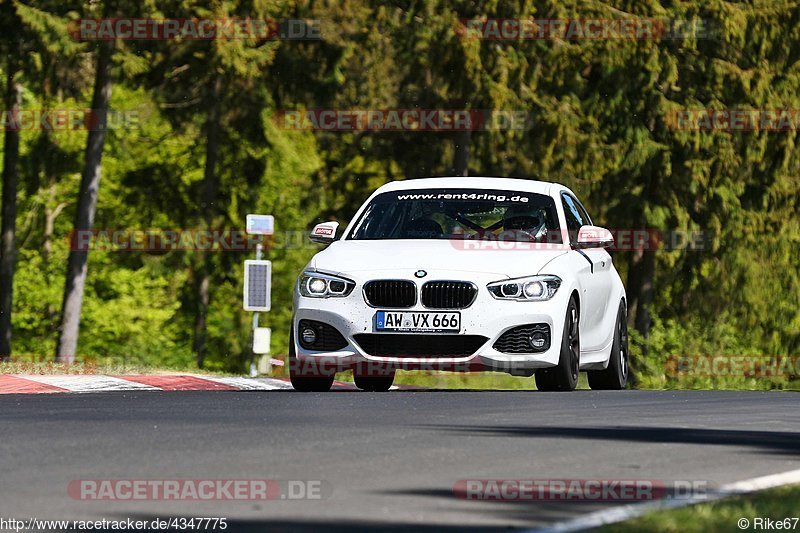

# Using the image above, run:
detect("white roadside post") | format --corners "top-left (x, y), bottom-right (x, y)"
top-left (243, 214), bottom-right (274, 376)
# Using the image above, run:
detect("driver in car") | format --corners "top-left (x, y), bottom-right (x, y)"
top-left (503, 205), bottom-right (547, 241)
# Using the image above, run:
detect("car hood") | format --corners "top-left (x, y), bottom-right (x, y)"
top-left (309, 239), bottom-right (569, 279)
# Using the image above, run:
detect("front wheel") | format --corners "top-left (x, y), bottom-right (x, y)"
top-left (291, 373), bottom-right (334, 393)
top-left (535, 296), bottom-right (580, 392)
top-left (588, 300), bottom-right (629, 390)
top-left (354, 372), bottom-right (395, 392)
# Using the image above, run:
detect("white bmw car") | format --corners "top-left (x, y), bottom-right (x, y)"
top-left (291, 177), bottom-right (628, 392)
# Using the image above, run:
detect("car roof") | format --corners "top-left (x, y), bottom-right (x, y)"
top-left (374, 177), bottom-right (566, 196)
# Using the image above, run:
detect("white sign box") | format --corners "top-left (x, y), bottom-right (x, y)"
top-left (253, 327), bottom-right (271, 354)
top-left (246, 214), bottom-right (275, 235)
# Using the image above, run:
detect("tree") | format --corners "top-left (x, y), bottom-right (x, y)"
top-left (0, 0), bottom-right (795, 378)
top-left (139, 0), bottom-right (282, 367)
top-left (56, 37), bottom-right (115, 362)
top-left (0, 2), bottom-right (21, 359)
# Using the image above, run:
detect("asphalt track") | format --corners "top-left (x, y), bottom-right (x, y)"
top-left (1, 389), bottom-right (798, 532)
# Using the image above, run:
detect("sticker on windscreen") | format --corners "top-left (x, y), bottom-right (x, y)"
top-left (389, 189), bottom-right (533, 204)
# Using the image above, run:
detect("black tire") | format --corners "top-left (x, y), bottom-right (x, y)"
top-left (588, 301), bottom-right (629, 390)
top-left (354, 372), bottom-right (395, 392)
top-left (289, 330), bottom-right (334, 392)
top-left (535, 296), bottom-right (580, 392)
top-left (291, 373), bottom-right (334, 392)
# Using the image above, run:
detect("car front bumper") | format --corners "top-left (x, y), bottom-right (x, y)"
top-left (292, 269), bottom-right (571, 375)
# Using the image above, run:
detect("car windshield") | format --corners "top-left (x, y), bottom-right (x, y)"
top-left (348, 188), bottom-right (561, 243)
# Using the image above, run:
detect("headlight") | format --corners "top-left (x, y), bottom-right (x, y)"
top-left (487, 275), bottom-right (561, 301)
top-left (299, 271), bottom-right (355, 298)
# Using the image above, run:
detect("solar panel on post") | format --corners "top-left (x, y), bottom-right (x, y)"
top-left (243, 260), bottom-right (271, 312)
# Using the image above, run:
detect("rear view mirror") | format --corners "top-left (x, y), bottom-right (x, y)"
top-left (575, 225), bottom-right (614, 249)
top-left (309, 221), bottom-right (340, 244)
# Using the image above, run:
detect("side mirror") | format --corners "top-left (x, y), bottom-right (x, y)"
top-left (575, 225), bottom-right (614, 249)
top-left (309, 221), bottom-right (340, 244)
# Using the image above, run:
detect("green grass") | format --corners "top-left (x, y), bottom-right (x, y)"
top-left (391, 370), bottom-right (591, 390)
top-left (269, 355), bottom-right (799, 391)
top-left (325, 365), bottom-right (797, 391)
top-left (635, 373), bottom-right (800, 391)
top-left (599, 484), bottom-right (800, 532)
top-left (386, 367), bottom-right (797, 391)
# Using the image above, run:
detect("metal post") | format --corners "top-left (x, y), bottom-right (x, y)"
top-left (244, 214), bottom-right (274, 377)
top-left (249, 243), bottom-right (270, 376)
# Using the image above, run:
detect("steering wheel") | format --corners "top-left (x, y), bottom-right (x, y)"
top-left (509, 229), bottom-right (537, 242)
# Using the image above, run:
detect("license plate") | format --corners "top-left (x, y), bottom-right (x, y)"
top-left (375, 311), bottom-right (460, 332)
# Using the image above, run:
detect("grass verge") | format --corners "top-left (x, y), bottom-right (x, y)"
top-left (599, 484), bottom-right (800, 532)
top-left (391, 370), bottom-right (591, 390)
